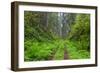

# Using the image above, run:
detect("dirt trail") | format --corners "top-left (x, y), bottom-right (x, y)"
top-left (49, 48), bottom-right (69, 60)
top-left (64, 48), bottom-right (69, 59)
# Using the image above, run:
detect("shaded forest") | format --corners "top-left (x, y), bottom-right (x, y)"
top-left (24, 11), bottom-right (90, 61)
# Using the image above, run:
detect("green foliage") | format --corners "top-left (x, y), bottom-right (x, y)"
top-left (54, 48), bottom-right (64, 60)
top-left (66, 40), bottom-right (90, 59)
top-left (24, 11), bottom-right (90, 61)
top-left (25, 40), bottom-right (54, 61)
top-left (69, 14), bottom-right (90, 51)
top-left (24, 39), bottom-right (67, 61)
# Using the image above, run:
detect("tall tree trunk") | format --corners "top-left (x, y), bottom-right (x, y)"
top-left (40, 12), bottom-right (48, 30)
top-left (58, 12), bottom-right (63, 38)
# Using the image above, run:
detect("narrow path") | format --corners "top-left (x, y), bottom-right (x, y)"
top-left (64, 48), bottom-right (69, 59)
top-left (49, 48), bottom-right (69, 60)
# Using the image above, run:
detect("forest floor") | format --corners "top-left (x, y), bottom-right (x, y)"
top-left (24, 40), bottom-right (90, 61)
top-left (49, 48), bottom-right (69, 60)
